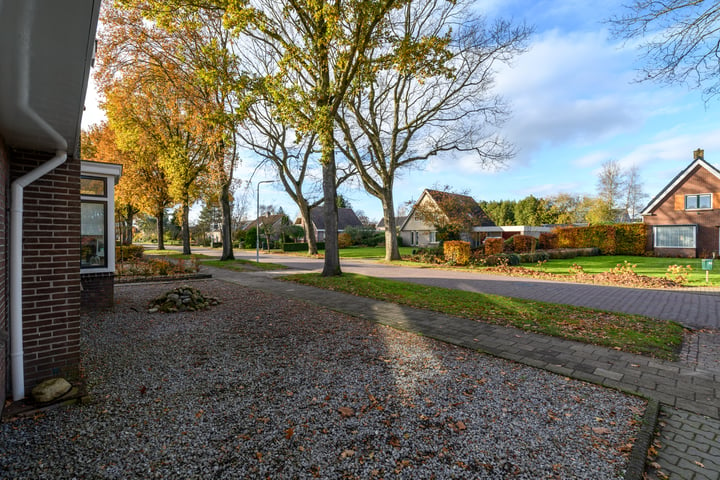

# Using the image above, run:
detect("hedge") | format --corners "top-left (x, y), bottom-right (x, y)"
top-left (282, 242), bottom-right (326, 252)
top-left (512, 235), bottom-right (536, 253)
top-left (485, 237), bottom-right (503, 255)
top-left (444, 241), bottom-right (471, 265)
top-left (552, 224), bottom-right (648, 255)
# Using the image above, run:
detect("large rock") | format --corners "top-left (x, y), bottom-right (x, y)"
top-left (31, 377), bottom-right (72, 403)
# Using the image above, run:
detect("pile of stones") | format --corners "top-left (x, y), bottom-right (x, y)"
top-left (147, 285), bottom-right (220, 313)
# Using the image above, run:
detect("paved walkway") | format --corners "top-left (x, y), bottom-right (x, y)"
top-left (228, 251), bottom-right (720, 329)
top-left (203, 263), bottom-right (720, 479)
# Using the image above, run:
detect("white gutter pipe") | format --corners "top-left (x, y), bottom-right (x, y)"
top-left (10, 0), bottom-right (69, 401)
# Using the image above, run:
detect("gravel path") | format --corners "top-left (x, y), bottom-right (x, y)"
top-left (2, 280), bottom-right (645, 479)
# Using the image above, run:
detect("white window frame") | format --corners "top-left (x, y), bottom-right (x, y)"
top-left (685, 193), bottom-right (712, 210)
top-left (653, 225), bottom-right (697, 249)
top-left (429, 231), bottom-right (437, 244)
top-left (81, 161), bottom-right (122, 273)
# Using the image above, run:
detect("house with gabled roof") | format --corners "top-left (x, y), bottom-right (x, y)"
top-left (641, 149), bottom-right (720, 258)
top-left (295, 207), bottom-right (364, 242)
top-left (400, 189), bottom-right (496, 247)
top-left (0, 1), bottom-right (119, 410)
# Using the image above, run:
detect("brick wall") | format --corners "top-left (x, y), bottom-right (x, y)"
top-left (0, 136), bottom-right (8, 409)
top-left (10, 149), bottom-right (81, 391)
top-left (80, 272), bottom-right (114, 311)
top-left (645, 164), bottom-right (720, 258)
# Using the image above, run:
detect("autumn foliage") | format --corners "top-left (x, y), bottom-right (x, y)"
top-left (443, 241), bottom-right (471, 265)
top-left (551, 224), bottom-right (648, 255)
top-left (484, 238), bottom-right (503, 255)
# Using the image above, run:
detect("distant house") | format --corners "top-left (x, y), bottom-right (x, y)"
top-left (400, 189), bottom-right (495, 247)
top-left (641, 149), bottom-right (720, 258)
top-left (376, 216), bottom-right (407, 232)
top-left (295, 207), bottom-right (363, 242)
top-left (1, 1), bottom-right (114, 409)
top-left (244, 213), bottom-right (290, 246)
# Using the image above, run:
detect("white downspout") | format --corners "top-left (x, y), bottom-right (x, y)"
top-left (10, 0), bottom-right (69, 401)
top-left (10, 152), bottom-right (67, 401)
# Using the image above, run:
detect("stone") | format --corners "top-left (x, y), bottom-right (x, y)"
top-left (32, 377), bottom-right (72, 403)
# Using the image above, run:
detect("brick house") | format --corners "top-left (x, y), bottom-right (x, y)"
top-left (641, 149), bottom-right (720, 258)
top-left (400, 189), bottom-right (496, 247)
top-left (0, 1), bottom-right (114, 410)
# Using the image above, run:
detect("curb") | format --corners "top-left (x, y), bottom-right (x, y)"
top-left (624, 399), bottom-right (660, 480)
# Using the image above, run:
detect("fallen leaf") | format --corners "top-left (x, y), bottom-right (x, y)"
top-left (456, 421), bottom-right (467, 431)
top-left (341, 449), bottom-right (355, 458)
top-left (592, 427), bottom-right (611, 435)
top-left (695, 461), bottom-right (705, 468)
top-left (285, 427), bottom-right (294, 440)
top-left (338, 407), bottom-right (354, 418)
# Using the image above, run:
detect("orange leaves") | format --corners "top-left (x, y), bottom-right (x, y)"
top-left (338, 406), bottom-right (355, 418)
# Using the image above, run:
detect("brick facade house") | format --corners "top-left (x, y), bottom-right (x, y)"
top-left (0, 1), bottom-right (107, 411)
top-left (641, 149), bottom-right (720, 258)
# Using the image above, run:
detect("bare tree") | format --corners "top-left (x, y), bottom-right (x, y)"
top-left (336, 0), bottom-right (530, 260)
top-left (597, 159), bottom-right (626, 210)
top-left (610, 1), bottom-right (720, 100)
top-left (624, 164), bottom-right (648, 220)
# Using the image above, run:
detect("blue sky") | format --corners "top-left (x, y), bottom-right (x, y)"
top-left (82, 0), bottom-right (720, 223)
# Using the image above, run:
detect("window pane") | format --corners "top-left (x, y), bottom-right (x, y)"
top-left (81, 176), bottom-right (106, 196)
top-left (685, 195), bottom-right (696, 209)
top-left (654, 226), bottom-right (696, 248)
top-left (699, 194), bottom-right (712, 209)
top-left (81, 202), bottom-right (106, 267)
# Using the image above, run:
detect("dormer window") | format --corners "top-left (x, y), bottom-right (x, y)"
top-left (685, 193), bottom-right (712, 210)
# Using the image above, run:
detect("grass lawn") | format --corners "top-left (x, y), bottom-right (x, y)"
top-left (202, 258), bottom-right (289, 272)
top-left (285, 273), bottom-right (685, 360)
top-left (532, 255), bottom-right (719, 287)
top-left (337, 246), bottom-right (415, 258)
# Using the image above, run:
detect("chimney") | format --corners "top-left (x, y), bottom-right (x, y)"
top-left (694, 148), bottom-right (704, 161)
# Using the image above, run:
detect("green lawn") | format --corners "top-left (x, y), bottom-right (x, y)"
top-left (285, 273), bottom-right (684, 360)
top-left (337, 246), bottom-right (415, 258)
top-left (532, 255), bottom-right (718, 287)
top-left (202, 258), bottom-right (289, 272)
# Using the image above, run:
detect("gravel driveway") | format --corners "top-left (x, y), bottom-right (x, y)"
top-left (1, 279), bottom-right (645, 479)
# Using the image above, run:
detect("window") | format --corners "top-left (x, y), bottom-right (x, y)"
top-left (429, 231), bottom-right (437, 243)
top-left (653, 225), bottom-right (696, 248)
top-left (685, 194), bottom-right (712, 210)
top-left (80, 162), bottom-right (122, 272)
top-left (81, 200), bottom-right (107, 267)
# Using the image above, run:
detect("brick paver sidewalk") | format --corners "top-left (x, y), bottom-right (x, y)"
top-left (207, 267), bottom-right (720, 479)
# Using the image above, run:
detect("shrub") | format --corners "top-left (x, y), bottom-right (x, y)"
top-left (484, 237), bottom-right (503, 255)
top-left (116, 244), bottom-right (144, 261)
top-left (282, 242), bottom-right (325, 252)
top-left (544, 248), bottom-right (600, 259)
top-left (338, 232), bottom-right (352, 248)
top-left (552, 224), bottom-right (648, 255)
top-left (516, 251), bottom-right (549, 264)
top-left (483, 253), bottom-right (520, 266)
top-left (443, 241), bottom-right (471, 265)
top-left (513, 235), bottom-right (536, 253)
top-left (538, 232), bottom-right (558, 250)
top-left (409, 247), bottom-right (444, 264)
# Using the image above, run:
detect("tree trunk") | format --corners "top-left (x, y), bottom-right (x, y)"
top-left (297, 202), bottom-right (318, 255)
top-left (321, 156), bottom-right (341, 276)
top-left (124, 210), bottom-right (134, 245)
top-left (220, 181), bottom-right (234, 260)
top-left (181, 194), bottom-right (191, 255)
top-left (156, 208), bottom-right (165, 251)
top-left (382, 193), bottom-right (401, 261)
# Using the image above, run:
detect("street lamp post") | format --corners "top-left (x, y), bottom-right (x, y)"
top-left (256, 180), bottom-right (275, 263)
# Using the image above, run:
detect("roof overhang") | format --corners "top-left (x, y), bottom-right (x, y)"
top-left (640, 158), bottom-right (720, 216)
top-left (0, 0), bottom-right (101, 157)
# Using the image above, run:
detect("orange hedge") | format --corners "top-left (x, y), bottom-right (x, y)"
top-left (552, 224), bottom-right (648, 255)
top-left (484, 237), bottom-right (503, 255)
top-left (512, 235), bottom-right (536, 253)
top-left (444, 241), bottom-right (471, 265)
